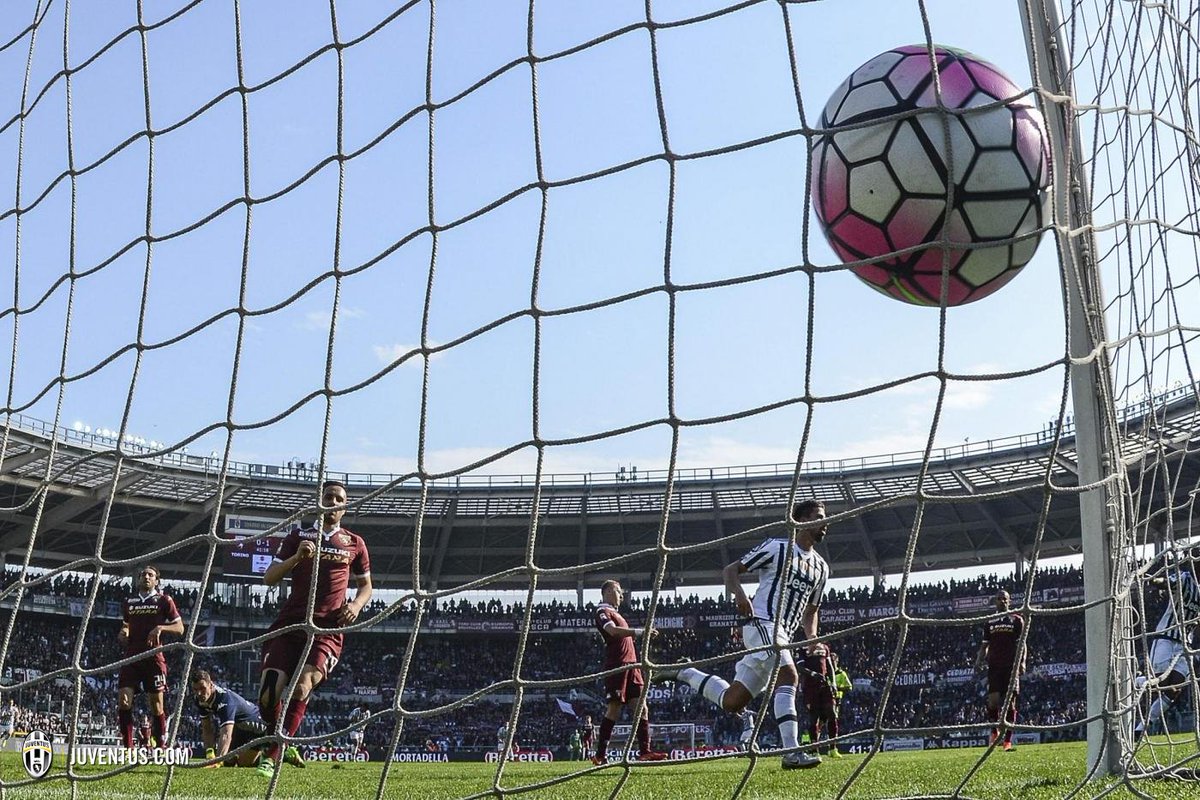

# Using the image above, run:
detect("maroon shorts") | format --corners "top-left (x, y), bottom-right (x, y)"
top-left (603, 665), bottom-right (645, 704)
top-left (261, 629), bottom-right (343, 681)
top-left (118, 657), bottom-right (167, 694)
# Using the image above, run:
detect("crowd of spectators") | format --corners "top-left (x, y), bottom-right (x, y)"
top-left (0, 564), bottom-right (1119, 752)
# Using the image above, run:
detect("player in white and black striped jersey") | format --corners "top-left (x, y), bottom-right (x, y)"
top-left (653, 499), bottom-right (830, 770)
top-left (1137, 544), bottom-right (1200, 737)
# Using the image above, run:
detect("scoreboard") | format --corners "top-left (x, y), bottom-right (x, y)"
top-left (222, 514), bottom-right (293, 579)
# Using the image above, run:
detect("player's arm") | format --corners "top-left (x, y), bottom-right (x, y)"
top-left (201, 717), bottom-right (215, 752)
top-left (149, 619), bottom-right (185, 644)
top-left (117, 621), bottom-right (130, 646)
top-left (1017, 619), bottom-right (1027, 675)
top-left (337, 543), bottom-right (375, 625)
top-left (602, 619), bottom-right (655, 639)
top-left (148, 597), bottom-right (185, 645)
top-left (212, 722), bottom-right (234, 757)
top-left (336, 574), bottom-right (373, 626)
top-left (263, 533), bottom-right (314, 586)
top-left (800, 603), bottom-right (819, 641)
top-left (723, 560), bottom-right (753, 617)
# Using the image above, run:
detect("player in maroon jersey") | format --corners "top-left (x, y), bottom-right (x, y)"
top-left (117, 565), bottom-right (183, 749)
top-left (801, 642), bottom-right (840, 756)
top-left (974, 589), bottom-right (1026, 751)
top-left (591, 579), bottom-right (667, 765)
top-left (580, 714), bottom-right (594, 759)
top-left (256, 480), bottom-right (373, 777)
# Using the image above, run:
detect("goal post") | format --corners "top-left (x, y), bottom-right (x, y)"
top-left (1017, 0), bottom-right (1133, 777)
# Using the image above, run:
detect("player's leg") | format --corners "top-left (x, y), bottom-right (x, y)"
top-left (825, 693), bottom-right (842, 757)
top-left (627, 675), bottom-right (666, 761)
top-left (1141, 640), bottom-right (1189, 738)
top-left (593, 699), bottom-right (624, 764)
top-left (806, 694), bottom-right (821, 747)
top-left (1002, 688), bottom-right (1019, 750)
top-left (257, 635), bottom-right (299, 775)
top-left (595, 668), bottom-right (635, 765)
top-left (1146, 670), bottom-right (1187, 735)
top-left (258, 661), bottom-right (290, 727)
top-left (771, 663), bottom-right (803, 754)
top-left (145, 690), bottom-right (166, 747)
top-left (275, 642), bottom-right (336, 768)
top-left (145, 664), bottom-right (168, 748)
top-left (116, 676), bottom-right (136, 748)
top-left (985, 689), bottom-right (1002, 744)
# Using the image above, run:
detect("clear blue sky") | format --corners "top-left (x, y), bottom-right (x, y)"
top-left (0, 0), bottom-right (1136, 483)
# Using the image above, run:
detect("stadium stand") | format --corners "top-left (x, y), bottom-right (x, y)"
top-left (0, 565), bottom-right (1111, 756)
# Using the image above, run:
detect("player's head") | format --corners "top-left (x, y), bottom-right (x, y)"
top-left (137, 565), bottom-right (160, 592)
top-left (830, 651), bottom-right (839, 667)
top-left (600, 579), bottom-right (624, 607)
top-left (320, 480), bottom-right (348, 528)
top-left (791, 499), bottom-right (828, 544)
top-left (189, 670), bottom-right (215, 702)
top-left (995, 589), bottom-right (1011, 611)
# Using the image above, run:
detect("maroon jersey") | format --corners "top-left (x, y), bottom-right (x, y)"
top-left (983, 613), bottom-right (1024, 675)
top-left (122, 592), bottom-right (181, 666)
top-left (595, 604), bottom-right (636, 669)
top-left (272, 525), bottom-right (370, 628)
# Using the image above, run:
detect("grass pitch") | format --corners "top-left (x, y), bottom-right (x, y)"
top-left (0, 741), bottom-right (1197, 799)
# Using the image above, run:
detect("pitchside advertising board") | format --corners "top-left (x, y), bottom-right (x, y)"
top-left (19, 731), bottom-right (192, 779)
top-left (222, 514), bottom-right (293, 579)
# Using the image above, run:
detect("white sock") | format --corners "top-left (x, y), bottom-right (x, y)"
top-left (679, 668), bottom-right (730, 708)
top-left (774, 686), bottom-right (799, 748)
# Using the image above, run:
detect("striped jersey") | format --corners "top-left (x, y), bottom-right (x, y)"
top-left (740, 538), bottom-right (829, 638)
top-left (1154, 562), bottom-right (1200, 644)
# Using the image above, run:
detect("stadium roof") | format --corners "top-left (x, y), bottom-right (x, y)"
top-left (0, 388), bottom-right (1196, 592)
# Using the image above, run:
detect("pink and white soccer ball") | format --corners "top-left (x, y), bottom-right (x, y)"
top-left (811, 45), bottom-right (1050, 306)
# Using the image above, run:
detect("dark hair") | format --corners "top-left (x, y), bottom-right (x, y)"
top-left (140, 565), bottom-right (160, 579)
top-left (322, 480), bottom-right (347, 492)
top-left (600, 579), bottom-right (620, 595)
top-left (791, 499), bottom-right (825, 520)
top-left (189, 669), bottom-right (212, 685)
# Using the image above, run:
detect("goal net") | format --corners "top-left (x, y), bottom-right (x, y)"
top-left (0, 0), bottom-right (1196, 798)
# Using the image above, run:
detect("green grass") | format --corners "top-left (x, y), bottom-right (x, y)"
top-left (1, 741), bottom-right (1198, 799)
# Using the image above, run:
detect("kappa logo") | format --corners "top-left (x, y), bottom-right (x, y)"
top-left (22, 729), bottom-right (53, 779)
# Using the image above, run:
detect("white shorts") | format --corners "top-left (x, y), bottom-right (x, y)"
top-left (1149, 637), bottom-right (1192, 680)
top-left (733, 619), bottom-right (795, 698)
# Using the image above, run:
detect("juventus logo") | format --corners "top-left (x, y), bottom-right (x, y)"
top-left (22, 729), bottom-right (53, 779)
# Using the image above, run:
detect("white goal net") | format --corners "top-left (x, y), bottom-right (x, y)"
top-left (0, 0), bottom-right (1196, 798)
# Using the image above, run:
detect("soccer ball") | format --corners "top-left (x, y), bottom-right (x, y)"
top-left (811, 45), bottom-right (1050, 306)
